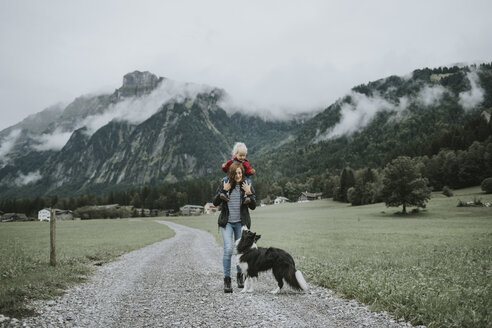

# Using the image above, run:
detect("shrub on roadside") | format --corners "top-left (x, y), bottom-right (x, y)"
top-left (442, 186), bottom-right (453, 197)
top-left (73, 206), bottom-right (133, 219)
top-left (481, 177), bottom-right (492, 194)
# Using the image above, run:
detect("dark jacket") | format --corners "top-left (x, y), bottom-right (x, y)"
top-left (213, 182), bottom-right (256, 228)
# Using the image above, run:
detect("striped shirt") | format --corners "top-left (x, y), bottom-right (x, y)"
top-left (228, 185), bottom-right (241, 223)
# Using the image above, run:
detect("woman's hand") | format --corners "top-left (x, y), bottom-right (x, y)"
top-left (242, 181), bottom-right (252, 195)
top-left (223, 181), bottom-right (231, 191)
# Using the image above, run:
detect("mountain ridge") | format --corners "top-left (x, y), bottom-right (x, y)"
top-left (1, 64), bottom-right (491, 200)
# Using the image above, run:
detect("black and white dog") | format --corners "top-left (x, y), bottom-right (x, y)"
top-left (235, 229), bottom-right (308, 294)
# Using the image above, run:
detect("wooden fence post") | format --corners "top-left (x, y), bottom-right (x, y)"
top-left (50, 208), bottom-right (56, 266)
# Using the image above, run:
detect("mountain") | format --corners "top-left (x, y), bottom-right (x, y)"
top-left (253, 64), bottom-right (492, 178)
top-left (0, 71), bottom-right (296, 199)
top-left (1, 64), bottom-right (491, 200)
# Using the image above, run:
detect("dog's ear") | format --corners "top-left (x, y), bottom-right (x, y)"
top-left (254, 234), bottom-right (261, 241)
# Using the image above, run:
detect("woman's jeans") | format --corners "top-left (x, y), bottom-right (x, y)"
top-left (220, 222), bottom-right (243, 277)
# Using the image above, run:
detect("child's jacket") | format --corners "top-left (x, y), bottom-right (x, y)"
top-left (221, 156), bottom-right (255, 176)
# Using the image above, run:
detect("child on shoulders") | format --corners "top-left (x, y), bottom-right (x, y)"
top-left (220, 142), bottom-right (256, 204)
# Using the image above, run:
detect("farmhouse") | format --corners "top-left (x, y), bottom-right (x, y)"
top-left (274, 196), bottom-right (289, 204)
top-left (134, 208), bottom-right (151, 216)
top-left (298, 192), bottom-right (322, 202)
top-left (1, 213), bottom-right (30, 222)
top-left (180, 205), bottom-right (204, 216)
top-left (38, 209), bottom-right (50, 221)
top-left (38, 208), bottom-right (74, 221)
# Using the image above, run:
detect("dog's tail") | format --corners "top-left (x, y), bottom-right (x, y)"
top-left (295, 270), bottom-right (308, 291)
top-left (286, 268), bottom-right (309, 292)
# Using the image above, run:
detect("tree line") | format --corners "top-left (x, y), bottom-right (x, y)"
top-left (253, 135), bottom-right (492, 211)
top-left (0, 178), bottom-right (216, 218)
top-left (2, 135), bottom-right (492, 218)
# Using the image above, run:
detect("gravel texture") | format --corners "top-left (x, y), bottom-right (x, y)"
top-left (2, 220), bottom-right (424, 328)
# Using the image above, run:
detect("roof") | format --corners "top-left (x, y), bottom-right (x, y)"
top-left (300, 192), bottom-right (322, 197)
top-left (39, 208), bottom-right (73, 214)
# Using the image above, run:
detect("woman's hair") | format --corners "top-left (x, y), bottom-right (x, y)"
top-left (227, 162), bottom-right (245, 186)
top-left (232, 142), bottom-right (247, 157)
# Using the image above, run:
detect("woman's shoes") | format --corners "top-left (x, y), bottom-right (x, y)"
top-left (224, 276), bottom-right (233, 293)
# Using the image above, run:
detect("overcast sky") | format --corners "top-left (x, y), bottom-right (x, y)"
top-left (0, 0), bottom-right (491, 131)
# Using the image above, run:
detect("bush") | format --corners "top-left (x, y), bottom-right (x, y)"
top-left (73, 206), bottom-right (133, 219)
top-left (442, 186), bottom-right (453, 197)
top-left (481, 177), bottom-right (492, 194)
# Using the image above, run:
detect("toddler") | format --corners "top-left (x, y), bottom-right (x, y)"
top-left (220, 142), bottom-right (256, 204)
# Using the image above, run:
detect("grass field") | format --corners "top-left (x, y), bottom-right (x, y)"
top-left (166, 186), bottom-right (492, 328)
top-left (0, 218), bottom-right (174, 317)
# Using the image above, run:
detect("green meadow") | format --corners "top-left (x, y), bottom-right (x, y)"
top-left (1, 187), bottom-right (490, 327)
top-left (0, 219), bottom-right (174, 317)
top-left (167, 186), bottom-right (492, 328)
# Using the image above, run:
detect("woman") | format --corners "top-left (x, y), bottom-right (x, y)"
top-left (213, 161), bottom-right (256, 293)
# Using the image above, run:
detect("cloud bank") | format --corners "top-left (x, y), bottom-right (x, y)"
top-left (29, 79), bottom-right (214, 151)
top-left (33, 128), bottom-right (74, 151)
top-left (459, 70), bottom-right (485, 110)
top-left (314, 92), bottom-right (408, 143)
top-left (417, 85), bottom-right (447, 107)
top-left (14, 170), bottom-right (42, 186)
top-left (81, 79), bottom-right (214, 135)
top-left (0, 129), bottom-right (21, 166)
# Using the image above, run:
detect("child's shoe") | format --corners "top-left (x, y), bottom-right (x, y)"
top-left (243, 196), bottom-right (251, 205)
top-left (220, 192), bottom-right (230, 202)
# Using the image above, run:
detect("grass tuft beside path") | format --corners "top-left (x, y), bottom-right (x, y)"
top-left (0, 219), bottom-right (174, 318)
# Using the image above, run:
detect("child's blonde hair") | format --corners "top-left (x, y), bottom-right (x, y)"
top-left (232, 142), bottom-right (247, 157)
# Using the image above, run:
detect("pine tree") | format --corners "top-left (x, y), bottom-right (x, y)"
top-left (337, 167), bottom-right (355, 203)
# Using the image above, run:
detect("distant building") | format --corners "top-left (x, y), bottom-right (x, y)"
top-left (134, 208), bottom-right (151, 216)
top-left (298, 192), bottom-right (322, 202)
top-left (38, 209), bottom-right (51, 221)
top-left (204, 203), bottom-right (218, 214)
top-left (2, 213), bottom-right (30, 222)
top-left (274, 196), bottom-right (289, 204)
top-left (180, 205), bottom-right (204, 216)
top-left (38, 208), bottom-right (74, 221)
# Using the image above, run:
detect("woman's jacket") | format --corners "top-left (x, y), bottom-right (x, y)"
top-left (213, 183), bottom-right (256, 228)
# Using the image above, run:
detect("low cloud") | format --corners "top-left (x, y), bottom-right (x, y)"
top-left (459, 70), bottom-right (485, 110)
top-left (81, 79), bottom-right (214, 135)
top-left (33, 128), bottom-right (73, 151)
top-left (30, 79), bottom-right (215, 150)
top-left (0, 129), bottom-right (21, 166)
top-left (314, 92), bottom-right (408, 142)
top-left (14, 170), bottom-right (42, 186)
top-left (417, 85), bottom-right (447, 107)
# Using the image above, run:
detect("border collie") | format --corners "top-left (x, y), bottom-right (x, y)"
top-left (235, 230), bottom-right (308, 294)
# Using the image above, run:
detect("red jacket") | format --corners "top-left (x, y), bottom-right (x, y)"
top-left (221, 156), bottom-right (256, 176)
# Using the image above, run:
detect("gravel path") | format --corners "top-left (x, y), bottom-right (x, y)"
top-left (3, 221), bottom-right (422, 328)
